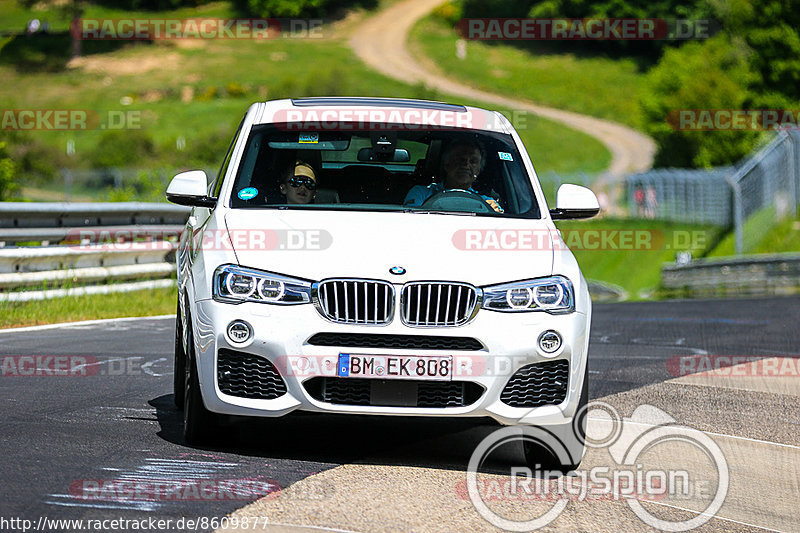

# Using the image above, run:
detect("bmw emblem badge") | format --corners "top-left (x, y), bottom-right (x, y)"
top-left (389, 266), bottom-right (406, 275)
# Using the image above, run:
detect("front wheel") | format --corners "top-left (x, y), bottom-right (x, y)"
top-left (183, 311), bottom-right (220, 445)
top-left (522, 369), bottom-right (588, 473)
top-left (173, 302), bottom-right (186, 409)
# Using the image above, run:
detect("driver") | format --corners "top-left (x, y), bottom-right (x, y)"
top-left (403, 140), bottom-right (503, 212)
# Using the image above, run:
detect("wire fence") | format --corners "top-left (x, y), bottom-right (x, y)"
top-left (625, 131), bottom-right (800, 254)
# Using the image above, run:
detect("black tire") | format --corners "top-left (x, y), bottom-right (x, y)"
top-left (183, 310), bottom-right (220, 445)
top-left (523, 368), bottom-right (588, 473)
top-left (173, 301), bottom-right (186, 410)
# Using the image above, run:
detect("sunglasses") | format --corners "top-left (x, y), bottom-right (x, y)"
top-left (287, 176), bottom-right (317, 190)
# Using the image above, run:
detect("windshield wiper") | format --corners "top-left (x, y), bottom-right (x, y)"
top-left (403, 209), bottom-right (477, 216)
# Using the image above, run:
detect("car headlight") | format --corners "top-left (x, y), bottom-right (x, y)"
top-left (481, 276), bottom-right (574, 314)
top-left (213, 265), bottom-right (311, 305)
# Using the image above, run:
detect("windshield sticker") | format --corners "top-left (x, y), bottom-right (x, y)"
top-left (237, 187), bottom-right (258, 200)
top-left (299, 133), bottom-right (319, 144)
top-left (498, 152), bottom-right (513, 161)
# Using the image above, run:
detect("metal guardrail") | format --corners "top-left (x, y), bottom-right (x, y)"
top-left (662, 253), bottom-right (800, 296)
top-left (0, 202), bottom-right (189, 300)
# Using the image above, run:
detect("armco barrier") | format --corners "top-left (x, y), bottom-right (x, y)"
top-left (662, 253), bottom-right (800, 296)
top-left (0, 202), bottom-right (189, 300)
top-left (0, 202), bottom-right (189, 245)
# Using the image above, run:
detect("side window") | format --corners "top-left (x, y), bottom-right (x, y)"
top-left (210, 117), bottom-right (245, 198)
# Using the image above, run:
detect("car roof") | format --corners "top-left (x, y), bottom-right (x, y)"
top-left (252, 97), bottom-right (512, 133)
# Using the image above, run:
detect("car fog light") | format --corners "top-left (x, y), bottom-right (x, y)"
top-left (227, 320), bottom-right (252, 343)
top-left (538, 330), bottom-right (562, 354)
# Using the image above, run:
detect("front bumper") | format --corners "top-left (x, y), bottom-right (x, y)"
top-left (190, 297), bottom-right (589, 427)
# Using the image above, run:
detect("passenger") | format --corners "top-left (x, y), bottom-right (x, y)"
top-left (404, 140), bottom-right (503, 212)
top-left (280, 161), bottom-right (317, 204)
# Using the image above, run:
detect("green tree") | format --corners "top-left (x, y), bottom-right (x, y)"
top-left (708, 0), bottom-right (800, 107)
top-left (640, 35), bottom-right (759, 167)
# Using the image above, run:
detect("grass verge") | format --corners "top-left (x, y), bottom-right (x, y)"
top-left (556, 218), bottom-right (722, 299)
top-left (0, 286), bottom-right (176, 328)
top-left (707, 208), bottom-right (800, 257)
top-left (409, 15), bottom-right (648, 130)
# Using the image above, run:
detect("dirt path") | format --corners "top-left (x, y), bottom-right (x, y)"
top-left (348, 0), bottom-right (656, 193)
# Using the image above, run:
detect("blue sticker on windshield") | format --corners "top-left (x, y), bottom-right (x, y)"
top-left (299, 133), bottom-right (319, 144)
top-left (498, 152), bottom-right (513, 161)
top-left (238, 187), bottom-right (258, 200)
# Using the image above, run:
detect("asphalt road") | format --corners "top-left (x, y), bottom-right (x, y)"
top-left (0, 297), bottom-right (798, 532)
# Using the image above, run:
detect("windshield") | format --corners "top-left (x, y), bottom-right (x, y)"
top-left (228, 124), bottom-right (541, 217)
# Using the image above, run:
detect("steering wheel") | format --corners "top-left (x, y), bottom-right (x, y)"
top-left (421, 189), bottom-right (496, 213)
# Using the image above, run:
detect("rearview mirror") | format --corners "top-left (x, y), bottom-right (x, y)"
top-left (357, 147), bottom-right (410, 163)
top-left (166, 170), bottom-right (217, 208)
top-left (549, 184), bottom-right (600, 220)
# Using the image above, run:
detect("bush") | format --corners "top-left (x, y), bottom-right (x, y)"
top-left (5, 134), bottom-right (69, 183)
top-left (640, 35), bottom-right (761, 167)
top-left (88, 130), bottom-right (157, 169)
top-left (105, 169), bottom-right (168, 202)
top-left (432, 1), bottom-right (462, 25)
top-left (0, 142), bottom-right (18, 201)
top-left (91, 0), bottom-right (210, 10)
top-left (231, 0), bottom-right (327, 17)
top-left (231, 0), bottom-right (376, 18)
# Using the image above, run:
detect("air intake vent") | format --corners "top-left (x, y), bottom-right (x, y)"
top-left (217, 349), bottom-right (287, 400)
top-left (303, 377), bottom-right (484, 407)
top-left (307, 332), bottom-right (484, 351)
top-left (500, 360), bottom-right (569, 408)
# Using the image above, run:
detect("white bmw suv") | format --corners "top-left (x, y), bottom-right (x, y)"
top-left (167, 97), bottom-right (599, 469)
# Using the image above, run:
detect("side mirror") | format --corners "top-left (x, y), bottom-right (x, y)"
top-left (549, 184), bottom-right (600, 220)
top-left (166, 170), bottom-right (217, 208)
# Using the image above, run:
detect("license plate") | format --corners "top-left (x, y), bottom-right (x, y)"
top-left (337, 354), bottom-right (452, 381)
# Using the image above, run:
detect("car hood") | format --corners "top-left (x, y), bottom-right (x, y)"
top-left (224, 210), bottom-right (555, 286)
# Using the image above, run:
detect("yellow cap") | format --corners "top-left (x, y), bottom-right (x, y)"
top-left (294, 161), bottom-right (316, 181)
